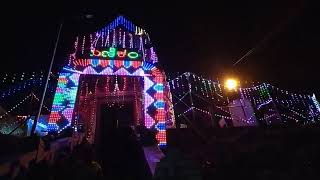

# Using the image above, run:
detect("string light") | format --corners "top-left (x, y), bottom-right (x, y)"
top-left (82, 36), bottom-right (86, 54)
top-left (0, 93), bottom-right (32, 120)
top-left (129, 33), bottom-right (133, 48)
top-left (169, 72), bottom-right (318, 127)
top-left (112, 29), bottom-right (116, 47)
top-left (31, 93), bottom-right (51, 112)
top-left (105, 30), bottom-right (110, 47)
top-left (122, 31), bottom-right (126, 48)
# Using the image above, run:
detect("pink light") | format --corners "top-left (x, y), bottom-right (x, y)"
top-left (100, 60), bottom-right (109, 67)
top-left (114, 60), bottom-right (123, 68)
top-left (154, 76), bottom-right (164, 83)
top-left (114, 67), bottom-right (130, 76)
top-left (144, 77), bottom-right (154, 91)
top-left (154, 92), bottom-right (163, 100)
top-left (62, 108), bottom-right (74, 121)
top-left (151, 69), bottom-right (161, 76)
top-left (99, 67), bottom-right (114, 75)
top-left (132, 68), bottom-right (145, 76)
top-left (155, 109), bottom-right (165, 121)
top-left (145, 113), bottom-right (155, 128)
top-left (156, 131), bottom-right (166, 143)
top-left (56, 87), bottom-right (64, 93)
top-left (82, 66), bottom-right (98, 74)
top-left (144, 93), bottom-right (154, 109)
top-left (132, 61), bottom-right (141, 68)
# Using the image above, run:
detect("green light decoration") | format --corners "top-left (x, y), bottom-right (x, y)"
top-left (127, 52), bottom-right (139, 59)
top-left (101, 47), bottom-right (116, 58)
top-left (90, 47), bottom-right (139, 59)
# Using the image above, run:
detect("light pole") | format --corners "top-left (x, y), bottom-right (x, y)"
top-left (31, 14), bottom-right (93, 135)
top-left (31, 20), bottom-right (63, 135)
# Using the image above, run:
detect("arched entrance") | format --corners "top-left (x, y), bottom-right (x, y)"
top-left (75, 75), bottom-right (144, 144)
top-left (47, 16), bottom-right (175, 147)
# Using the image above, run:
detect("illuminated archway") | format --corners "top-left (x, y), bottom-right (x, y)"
top-left (47, 16), bottom-right (175, 147)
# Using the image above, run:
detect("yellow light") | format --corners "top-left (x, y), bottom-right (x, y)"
top-left (225, 78), bottom-right (238, 90)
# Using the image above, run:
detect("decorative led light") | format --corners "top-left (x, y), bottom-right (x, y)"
top-left (127, 52), bottom-right (139, 59)
top-left (48, 60), bottom-right (170, 145)
top-left (144, 113), bottom-right (155, 128)
top-left (105, 30), bottom-right (110, 47)
top-left (99, 67), bottom-right (114, 75)
top-left (35, 16), bottom-right (212, 147)
top-left (118, 28), bottom-right (122, 46)
top-left (129, 33), bottom-right (133, 48)
top-left (144, 93), bottom-right (154, 110)
top-left (154, 100), bottom-right (165, 109)
top-left (82, 36), bottom-right (86, 54)
top-left (122, 31), bottom-right (126, 48)
top-left (123, 61), bottom-right (131, 68)
top-left (142, 62), bottom-right (154, 71)
top-left (155, 122), bottom-right (166, 131)
top-left (154, 84), bottom-right (164, 92)
top-left (112, 29), bottom-right (116, 47)
top-left (90, 47), bottom-right (139, 60)
top-left (312, 94), bottom-right (320, 113)
top-left (117, 49), bottom-right (127, 58)
top-left (0, 93), bottom-right (32, 120)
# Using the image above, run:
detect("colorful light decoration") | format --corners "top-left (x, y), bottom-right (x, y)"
top-left (48, 72), bottom-right (80, 131)
top-left (239, 83), bottom-right (320, 124)
top-left (0, 93), bottom-right (32, 120)
top-left (44, 15), bottom-right (319, 149)
top-left (47, 16), bottom-right (174, 147)
top-left (168, 72), bottom-right (319, 128)
top-left (90, 47), bottom-right (140, 60)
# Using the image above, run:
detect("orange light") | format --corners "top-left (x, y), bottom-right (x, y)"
top-left (225, 78), bottom-right (238, 91)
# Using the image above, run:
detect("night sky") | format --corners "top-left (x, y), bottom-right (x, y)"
top-left (5, 0), bottom-right (319, 96)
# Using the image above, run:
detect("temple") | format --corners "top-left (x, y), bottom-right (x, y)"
top-left (47, 16), bottom-right (175, 147)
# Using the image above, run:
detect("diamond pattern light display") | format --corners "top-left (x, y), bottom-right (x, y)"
top-left (132, 68), bottom-right (145, 76)
top-left (49, 59), bottom-right (170, 146)
top-left (99, 67), bottom-right (114, 75)
top-left (155, 122), bottom-right (166, 131)
top-left (144, 76), bottom-right (154, 91)
top-left (114, 68), bottom-right (130, 76)
top-left (83, 66), bottom-right (97, 74)
top-left (48, 72), bottom-right (80, 131)
top-left (144, 93), bottom-right (155, 110)
top-left (154, 101), bottom-right (165, 109)
top-left (153, 83), bottom-right (164, 92)
top-left (48, 16), bottom-right (175, 147)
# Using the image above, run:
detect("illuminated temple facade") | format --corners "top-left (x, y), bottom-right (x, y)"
top-left (47, 16), bottom-right (175, 147)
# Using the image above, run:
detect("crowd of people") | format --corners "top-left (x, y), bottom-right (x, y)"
top-left (6, 139), bottom-right (103, 180)
top-left (2, 124), bottom-right (158, 180)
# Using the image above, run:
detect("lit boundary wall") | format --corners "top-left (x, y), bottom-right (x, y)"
top-left (48, 59), bottom-right (171, 147)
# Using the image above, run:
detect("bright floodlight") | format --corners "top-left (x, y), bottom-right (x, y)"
top-left (225, 79), bottom-right (238, 91)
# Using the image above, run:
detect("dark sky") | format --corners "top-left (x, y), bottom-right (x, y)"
top-left (4, 0), bottom-right (320, 96)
